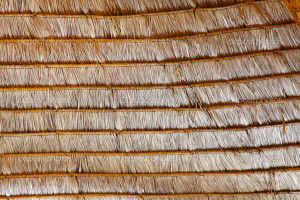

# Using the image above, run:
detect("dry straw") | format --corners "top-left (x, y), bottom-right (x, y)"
top-left (0, 24), bottom-right (299, 63)
top-left (0, 77), bottom-right (298, 109)
top-left (2, 195), bottom-right (300, 200)
top-left (0, 1), bottom-right (293, 39)
top-left (0, 123), bottom-right (299, 154)
top-left (0, 100), bottom-right (299, 132)
top-left (1, 148), bottom-right (300, 174)
top-left (0, 49), bottom-right (298, 87)
top-left (0, 0), bottom-right (299, 199)
top-left (0, 193), bottom-right (300, 200)
top-left (0, 171), bottom-right (299, 195)
top-left (0, 0), bottom-right (275, 15)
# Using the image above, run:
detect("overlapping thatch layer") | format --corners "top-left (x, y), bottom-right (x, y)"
top-left (0, 0), bottom-right (279, 14)
top-left (0, 0), bottom-right (294, 39)
top-left (0, 0), bottom-right (299, 199)
top-left (0, 49), bottom-right (298, 86)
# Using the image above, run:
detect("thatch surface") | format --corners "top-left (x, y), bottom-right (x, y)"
top-left (1, 123), bottom-right (299, 153)
top-left (1, 195), bottom-right (300, 200)
top-left (0, 24), bottom-right (299, 63)
top-left (0, 1), bottom-right (294, 39)
top-left (0, 0), bottom-right (299, 199)
top-left (1, 76), bottom-right (299, 109)
top-left (1, 171), bottom-right (300, 194)
top-left (0, 0), bottom-right (276, 15)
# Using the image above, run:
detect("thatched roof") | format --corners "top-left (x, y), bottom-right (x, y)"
top-left (0, 0), bottom-right (299, 199)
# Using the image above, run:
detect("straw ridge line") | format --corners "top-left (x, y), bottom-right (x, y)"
top-left (2, 166), bottom-right (300, 178)
top-left (0, 190), bottom-right (299, 199)
top-left (1, 96), bottom-right (298, 112)
top-left (1, 143), bottom-right (300, 157)
top-left (0, 0), bottom-right (272, 17)
top-left (0, 48), bottom-right (298, 67)
top-left (1, 72), bottom-right (298, 90)
top-left (0, 22), bottom-right (296, 42)
top-left (0, 0), bottom-right (294, 40)
top-left (0, 120), bottom-right (298, 136)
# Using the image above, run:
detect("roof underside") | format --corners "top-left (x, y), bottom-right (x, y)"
top-left (0, 0), bottom-right (299, 199)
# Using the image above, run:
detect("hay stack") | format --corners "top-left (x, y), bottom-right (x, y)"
top-left (0, 0), bottom-right (299, 199)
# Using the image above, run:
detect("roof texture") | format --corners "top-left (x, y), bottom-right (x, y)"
top-left (0, 0), bottom-right (299, 199)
